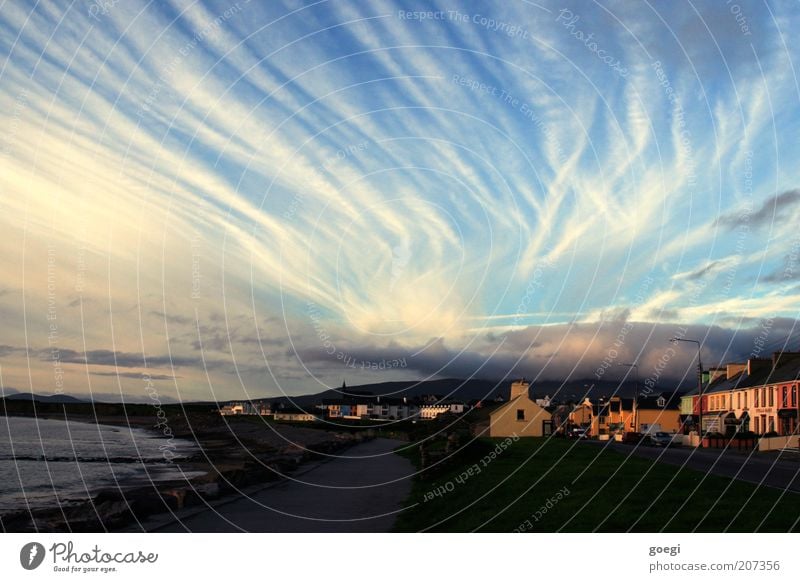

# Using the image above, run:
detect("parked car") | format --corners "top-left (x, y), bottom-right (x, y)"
top-left (570, 427), bottom-right (590, 439)
top-left (647, 432), bottom-right (679, 447)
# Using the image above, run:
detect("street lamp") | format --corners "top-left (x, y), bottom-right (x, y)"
top-left (619, 362), bottom-right (639, 432)
top-left (670, 337), bottom-right (704, 446)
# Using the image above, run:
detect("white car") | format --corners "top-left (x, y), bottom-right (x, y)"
top-left (571, 427), bottom-right (590, 439)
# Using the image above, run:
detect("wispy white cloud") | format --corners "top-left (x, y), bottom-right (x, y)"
top-left (0, 0), bottom-right (798, 399)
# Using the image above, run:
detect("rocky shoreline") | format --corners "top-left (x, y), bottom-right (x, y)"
top-left (0, 410), bottom-right (376, 532)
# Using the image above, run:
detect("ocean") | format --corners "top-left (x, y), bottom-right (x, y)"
top-left (0, 416), bottom-right (199, 515)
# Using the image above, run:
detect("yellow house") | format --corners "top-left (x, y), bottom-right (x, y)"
top-left (489, 380), bottom-right (552, 437)
top-left (636, 393), bottom-right (681, 433)
top-left (590, 397), bottom-right (636, 436)
top-left (569, 399), bottom-right (593, 429)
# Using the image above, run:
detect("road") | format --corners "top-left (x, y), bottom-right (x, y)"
top-left (585, 440), bottom-right (800, 493)
top-left (150, 438), bottom-right (415, 532)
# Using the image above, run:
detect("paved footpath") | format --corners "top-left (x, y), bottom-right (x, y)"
top-left (150, 438), bottom-right (416, 532)
top-left (586, 440), bottom-right (800, 493)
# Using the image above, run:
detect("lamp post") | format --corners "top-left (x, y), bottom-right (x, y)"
top-left (619, 362), bottom-right (639, 432)
top-left (670, 337), bottom-right (703, 447)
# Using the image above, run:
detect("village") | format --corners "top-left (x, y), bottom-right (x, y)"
top-left (218, 347), bottom-right (800, 454)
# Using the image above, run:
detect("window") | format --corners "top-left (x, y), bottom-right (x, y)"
top-left (782, 387), bottom-right (789, 408)
top-left (516, 409), bottom-right (525, 421)
top-left (769, 388), bottom-right (774, 407)
top-left (793, 386), bottom-right (798, 407)
top-left (737, 392), bottom-right (741, 409)
top-left (744, 392), bottom-right (748, 408)
top-left (754, 390), bottom-right (759, 407)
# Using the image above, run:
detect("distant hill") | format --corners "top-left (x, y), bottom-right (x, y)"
top-left (263, 378), bottom-right (501, 408)
top-left (2, 393), bottom-right (86, 404)
top-left (243, 377), bottom-right (686, 408)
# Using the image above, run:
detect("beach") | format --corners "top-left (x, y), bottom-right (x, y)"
top-left (0, 403), bottom-right (379, 532)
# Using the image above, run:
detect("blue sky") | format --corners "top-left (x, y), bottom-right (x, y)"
top-left (1, 0), bottom-right (799, 401)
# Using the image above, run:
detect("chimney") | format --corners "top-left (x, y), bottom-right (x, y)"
top-left (747, 358), bottom-right (771, 375)
top-left (726, 362), bottom-right (747, 378)
top-left (510, 379), bottom-right (530, 400)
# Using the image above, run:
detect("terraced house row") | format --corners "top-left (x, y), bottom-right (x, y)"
top-left (680, 350), bottom-right (800, 436)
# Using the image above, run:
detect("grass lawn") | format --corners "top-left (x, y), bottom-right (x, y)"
top-left (393, 437), bottom-right (800, 532)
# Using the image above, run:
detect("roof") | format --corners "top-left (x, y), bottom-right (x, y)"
top-left (592, 403), bottom-right (611, 415)
top-left (489, 394), bottom-right (550, 417)
top-left (636, 392), bottom-right (682, 410)
top-left (738, 358), bottom-right (800, 388)
top-left (703, 371), bottom-right (747, 395)
top-left (700, 357), bottom-right (800, 395)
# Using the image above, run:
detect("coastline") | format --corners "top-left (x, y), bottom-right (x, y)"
top-left (0, 407), bottom-right (373, 532)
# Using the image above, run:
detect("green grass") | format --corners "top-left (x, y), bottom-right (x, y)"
top-left (393, 437), bottom-right (800, 532)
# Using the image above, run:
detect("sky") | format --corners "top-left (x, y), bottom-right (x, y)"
top-left (1, 0), bottom-right (799, 403)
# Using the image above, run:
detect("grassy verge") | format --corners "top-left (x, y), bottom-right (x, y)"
top-left (393, 437), bottom-right (800, 532)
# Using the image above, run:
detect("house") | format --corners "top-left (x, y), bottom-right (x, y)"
top-left (448, 401), bottom-right (467, 414)
top-left (590, 396), bottom-right (636, 436)
top-left (549, 403), bottom-right (571, 434)
top-left (418, 400), bottom-right (467, 419)
top-left (419, 402), bottom-right (450, 420)
top-left (322, 382), bottom-right (374, 419)
top-left (368, 396), bottom-right (419, 420)
top-left (219, 401), bottom-right (270, 416)
top-left (568, 398), bottom-right (593, 431)
top-left (489, 379), bottom-right (552, 437)
top-left (219, 403), bottom-right (246, 416)
top-left (320, 383), bottom-right (467, 421)
top-left (723, 352), bottom-right (800, 435)
top-left (323, 398), bottom-right (371, 419)
top-left (688, 352), bottom-right (800, 436)
top-left (636, 392), bottom-right (682, 433)
top-left (679, 388), bottom-right (697, 433)
top-left (700, 365), bottom-right (749, 434)
top-left (273, 406), bottom-right (319, 422)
